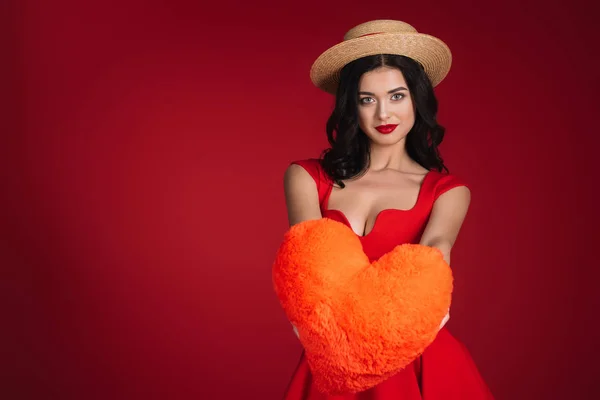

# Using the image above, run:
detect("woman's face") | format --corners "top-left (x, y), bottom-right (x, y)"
top-left (357, 67), bottom-right (415, 145)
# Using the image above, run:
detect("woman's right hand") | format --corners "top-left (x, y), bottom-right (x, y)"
top-left (439, 309), bottom-right (450, 330)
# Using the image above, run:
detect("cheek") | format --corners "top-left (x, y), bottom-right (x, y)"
top-left (401, 111), bottom-right (415, 124)
top-left (397, 103), bottom-right (415, 123)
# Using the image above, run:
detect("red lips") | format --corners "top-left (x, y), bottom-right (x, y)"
top-left (375, 124), bottom-right (398, 134)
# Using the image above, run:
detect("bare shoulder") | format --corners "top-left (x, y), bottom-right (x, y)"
top-left (432, 170), bottom-right (471, 205)
top-left (431, 173), bottom-right (471, 219)
top-left (283, 163), bottom-right (318, 200)
top-left (284, 163), bottom-right (313, 185)
top-left (283, 163), bottom-right (322, 226)
top-left (436, 184), bottom-right (471, 206)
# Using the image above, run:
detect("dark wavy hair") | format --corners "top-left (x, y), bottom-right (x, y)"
top-left (320, 54), bottom-right (448, 188)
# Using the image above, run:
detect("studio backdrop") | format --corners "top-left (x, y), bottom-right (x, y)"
top-left (3, 0), bottom-right (598, 399)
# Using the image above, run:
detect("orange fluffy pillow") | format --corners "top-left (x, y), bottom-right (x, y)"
top-left (272, 218), bottom-right (453, 394)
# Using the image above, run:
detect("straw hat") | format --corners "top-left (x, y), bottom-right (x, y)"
top-left (309, 20), bottom-right (452, 94)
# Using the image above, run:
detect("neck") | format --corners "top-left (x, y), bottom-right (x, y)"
top-left (367, 139), bottom-right (413, 172)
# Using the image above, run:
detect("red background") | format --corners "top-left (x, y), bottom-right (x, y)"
top-left (3, 0), bottom-right (599, 399)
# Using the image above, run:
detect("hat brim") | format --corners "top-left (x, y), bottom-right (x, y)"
top-left (309, 32), bottom-right (452, 94)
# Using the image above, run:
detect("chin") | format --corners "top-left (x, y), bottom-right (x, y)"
top-left (370, 133), bottom-right (405, 146)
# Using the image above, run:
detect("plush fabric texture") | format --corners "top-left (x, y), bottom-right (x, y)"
top-left (272, 218), bottom-right (453, 395)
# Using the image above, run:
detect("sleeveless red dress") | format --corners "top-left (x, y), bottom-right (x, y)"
top-left (282, 158), bottom-right (494, 400)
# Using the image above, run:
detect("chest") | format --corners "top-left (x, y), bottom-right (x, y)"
top-left (325, 172), bottom-right (429, 237)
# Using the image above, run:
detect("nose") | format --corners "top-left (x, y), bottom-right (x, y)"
top-left (377, 103), bottom-right (389, 121)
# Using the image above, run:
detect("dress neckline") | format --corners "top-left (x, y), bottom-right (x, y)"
top-left (322, 171), bottom-right (434, 238)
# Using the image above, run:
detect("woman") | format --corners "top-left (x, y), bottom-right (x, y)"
top-left (280, 20), bottom-right (493, 399)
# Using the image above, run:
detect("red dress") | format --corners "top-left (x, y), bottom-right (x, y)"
top-left (282, 158), bottom-right (494, 400)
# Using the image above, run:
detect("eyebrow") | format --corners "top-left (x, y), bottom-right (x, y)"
top-left (358, 86), bottom-right (408, 96)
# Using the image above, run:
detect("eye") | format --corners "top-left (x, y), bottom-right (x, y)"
top-left (359, 97), bottom-right (374, 105)
top-left (391, 93), bottom-right (405, 100)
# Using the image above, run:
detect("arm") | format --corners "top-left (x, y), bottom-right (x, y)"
top-left (282, 163), bottom-right (323, 337)
top-left (419, 185), bottom-right (471, 265)
top-left (283, 163), bottom-right (323, 226)
top-left (419, 185), bottom-right (471, 329)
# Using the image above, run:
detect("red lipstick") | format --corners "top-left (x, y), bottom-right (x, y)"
top-left (375, 124), bottom-right (398, 134)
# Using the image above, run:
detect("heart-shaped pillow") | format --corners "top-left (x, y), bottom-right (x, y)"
top-left (272, 218), bottom-right (453, 394)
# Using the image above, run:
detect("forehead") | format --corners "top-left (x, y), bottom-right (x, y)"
top-left (359, 67), bottom-right (407, 90)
